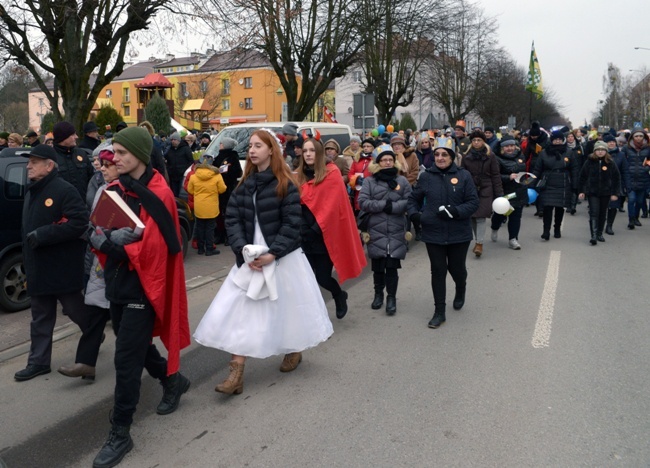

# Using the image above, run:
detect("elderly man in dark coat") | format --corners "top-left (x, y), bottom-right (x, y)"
top-left (14, 145), bottom-right (90, 381)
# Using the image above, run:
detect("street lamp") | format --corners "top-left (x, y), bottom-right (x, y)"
top-left (634, 47), bottom-right (650, 51)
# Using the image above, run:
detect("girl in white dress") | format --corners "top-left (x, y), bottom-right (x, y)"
top-left (194, 129), bottom-right (333, 395)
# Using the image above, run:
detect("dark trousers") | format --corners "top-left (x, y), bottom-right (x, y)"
top-left (29, 292), bottom-right (87, 366)
top-left (75, 304), bottom-right (110, 366)
top-left (170, 177), bottom-right (182, 197)
top-left (425, 242), bottom-right (470, 307)
top-left (305, 252), bottom-right (342, 298)
top-left (110, 301), bottom-right (167, 427)
top-left (588, 195), bottom-right (610, 234)
top-left (491, 205), bottom-right (523, 240)
top-left (195, 217), bottom-right (216, 250)
top-left (542, 206), bottom-right (564, 232)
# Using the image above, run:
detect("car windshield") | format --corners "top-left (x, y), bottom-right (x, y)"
top-left (204, 126), bottom-right (284, 160)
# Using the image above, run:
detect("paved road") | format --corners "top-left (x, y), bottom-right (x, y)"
top-left (1, 206), bottom-right (649, 467)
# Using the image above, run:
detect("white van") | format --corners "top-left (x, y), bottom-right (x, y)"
top-left (202, 122), bottom-right (353, 162)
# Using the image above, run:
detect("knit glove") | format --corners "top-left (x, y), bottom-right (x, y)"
top-left (90, 227), bottom-right (109, 250)
top-left (26, 230), bottom-right (39, 249)
top-left (383, 199), bottom-right (393, 214)
top-left (410, 212), bottom-right (421, 225)
top-left (437, 205), bottom-right (460, 219)
top-left (109, 227), bottom-right (141, 246)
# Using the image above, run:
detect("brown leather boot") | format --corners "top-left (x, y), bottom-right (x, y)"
top-left (473, 243), bottom-right (483, 257)
top-left (215, 360), bottom-right (244, 395)
top-left (280, 352), bottom-right (302, 372)
top-left (57, 363), bottom-right (96, 381)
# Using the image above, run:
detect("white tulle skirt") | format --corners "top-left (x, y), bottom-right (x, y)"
top-left (194, 221), bottom-right (333, 359)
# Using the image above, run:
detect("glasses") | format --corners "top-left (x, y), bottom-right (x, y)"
top-left (101, 161), bottom-right (115, 168)
top-left (434, 151), bottom-right (449, 157)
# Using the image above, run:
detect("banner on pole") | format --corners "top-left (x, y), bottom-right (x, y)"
top-left (525, 42), bottom-right (543, 100)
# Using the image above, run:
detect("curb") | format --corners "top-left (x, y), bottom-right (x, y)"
top-left (0, 270), bottom-right (228, 364)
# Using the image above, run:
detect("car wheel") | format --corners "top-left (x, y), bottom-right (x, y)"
top-left (0, 252), bottom-right (30, 312)
top-left (180, 223), bottom-right (189, 258)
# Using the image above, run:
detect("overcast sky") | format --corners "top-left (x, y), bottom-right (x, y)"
top-left (480, 0), bottom-right (650, 128)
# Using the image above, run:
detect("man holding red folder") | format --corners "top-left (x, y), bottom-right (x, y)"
top-left (89, 126), bottom-right (190, 468)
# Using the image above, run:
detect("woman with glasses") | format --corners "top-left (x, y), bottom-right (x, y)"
top-left (408, 140), bottom-right (478, 329)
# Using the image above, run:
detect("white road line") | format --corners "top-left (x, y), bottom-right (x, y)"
top-left (532, 250), bottom-right (561, 349)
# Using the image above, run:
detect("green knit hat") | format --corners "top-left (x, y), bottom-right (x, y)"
top-left (112, 127), bottom-right (152, 165)
top-left (0, 131), bottom-right (9, 140)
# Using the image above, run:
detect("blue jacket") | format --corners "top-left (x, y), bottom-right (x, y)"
top-left (407, 163), bottom-right (479, 245)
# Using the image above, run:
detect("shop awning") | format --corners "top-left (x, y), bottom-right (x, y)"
top-left (182, 99), bottom-right (210, 112)
top-left (94, 98), bottom-right (113, 109)
top-left (134, 73), bottom-right (173, 89)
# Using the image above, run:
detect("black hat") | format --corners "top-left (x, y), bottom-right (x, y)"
top-left (550, 130), bottom-right (565, 142)
top-left (484, 126), bottom-right (495, 133)
top-left (25, 130), bottom-right (38, 138)
top-left (529, 122), bottom-right (541, 137)
top-left (115, 121), bottom-right (128, 132)
top-left (469, 129), bottom-right (486, 142)
top-left (294, 134), bottom-right (305, 148)
top-left (602, 134), bottom-right (616, 143)
top-left (53, 121), bottom-right (76, 144)
top-left (83, 121), bottom-right (99, 134)
top-left (361, 138), bottom-right (376, 147)
top-left (200, 132), bottom-right (211, 140)
top-left (23, 144), bottom-right (57, 162)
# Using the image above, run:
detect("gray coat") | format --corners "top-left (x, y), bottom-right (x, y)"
top-left (358, 166), bottom-right (411, 260)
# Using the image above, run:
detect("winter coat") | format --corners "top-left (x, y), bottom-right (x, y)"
top-left (522, 131), bottom-right (549, 171)
top-left (578, 156), bottom-right (621, 197)
top-left (486, 135), bottom-right (499, 153)
top-left (53, 144), bottom-right (95, 201)
top-left (86, 171), bottom-right (105, 209)
top-left (398, 147), bottom-right (421, 186)
top-left (22, 169), bottom-right (89, 296)
top-left (416, 147), bottom-right (434, 169)
top-left (165, 140), bottom-right (194, 181)
top-left (407, 163), bottom-right (479, 245)
top-left (78, 135), bottom-right (101, 152)
top-left (226, 168), bottom-right (301, 267)
top-left (610, 149), bottom-right (630, 195)
top-left (621, 133), bottom-right (650, 191)
top-left (349, 154), bottom-right (374, 210)
top-left (187, 164), bottom-right (227, 219)
top-left (461, 145), bottom-right (504, 218)
top-left (213, 148), bottom-right (243, 194)
top-left (533, 144), bottom-right (579, 208)
top-left (454, 136), bottom-right (471, 164)
top-left (495, 149), bottom-right (528, 207)
top-left (343, 145), bottom-right (361, 163)
top-left (568, 142), bottom-right (586, 171)
top-left (358, 163), bottom-right (412, 260)
top-left (85, 186), bottom-right (109, 309)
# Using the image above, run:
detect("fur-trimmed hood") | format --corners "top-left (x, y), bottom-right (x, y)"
top-left (368, 160), bottom-right (403, 174)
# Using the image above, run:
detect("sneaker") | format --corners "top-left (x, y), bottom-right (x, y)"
top-left (508, 239), bottom-right (521, 250)
top-left (490, 230), bottom-right (498, 242)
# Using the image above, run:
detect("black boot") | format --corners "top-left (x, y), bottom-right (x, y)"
top-left (606, 208), bottom-right (617, 235)
top-left (541, 230), bottom-right (550, 241)
top-left (334, 290), bottom-right (348, 319)
top-left (197, 243), bottom-right (205, 255)
top-left (371, 272), bottom-right (385, 310)
top-left (205, 247), bottom-right (220, 256)
top-left (589, 219), bottom-right (598, 245)
top-left (554, 209), bottom-right (564, 238)
top-left (385, 295), bottom-right (396, 316)
top-left (597, 216), bottom-right (606, 242)
top-left (541, 209), bottom-right (551, 240)
top-left (428, 305), bottom-right (446, 329)
top-left (371, 292), bottom-right (383, 310)
top-left (156, 372), bottom-right (191, 415)
top-left (453, 287), bottom-right (466, 310)
top-left (93, 424), bottom-right (133, 468)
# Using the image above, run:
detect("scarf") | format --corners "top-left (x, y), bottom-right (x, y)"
top-left (546, 143), bottom-right (567, 159)
top-left (420, 147), bottom-right (433, 167)
top-left (373, 167), bottom-right (399, 190)
top-left (302, 165), bottom-right (315, 181)
top-left (118, 165), bottom-right (181, 254)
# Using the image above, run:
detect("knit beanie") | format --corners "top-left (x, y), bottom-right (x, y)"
top-left (324, 138), bottom-right (341, 154)
top-left (112, 127), bottom-right (152, 165)
top-left (170, 132), bottom-right (181, 141)
top-left (500, 136), bottom-right (516, 147)
top-left (390, 135), bottom-right (406, 147)
top-left (529, 122), bottom-right (541, 137)
top-left (593, 141), bottom-right (608, 152)
top-left (602, 134), bottom-right (616, 143)
top-left (0, 131), bottom-right (9, 140)
top-left (350, 135), bottom-right (362, 144)
top-left (282, 123), bottom-right (298, 136)
top-left (53, 121), bottom-right (76, 144)
top-left (221, 137), bottom-right (238, 150)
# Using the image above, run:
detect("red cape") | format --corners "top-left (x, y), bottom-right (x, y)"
top-left (301, 165), bottom-right (366, 283)
top-left (118, 172), bottom-right (190, 376)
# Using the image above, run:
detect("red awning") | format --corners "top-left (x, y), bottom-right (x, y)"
top-left (134, 73), bottom-right (174, 89)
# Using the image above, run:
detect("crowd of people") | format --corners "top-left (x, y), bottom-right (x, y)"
top-left (7, 117), bottom-right (649, 467)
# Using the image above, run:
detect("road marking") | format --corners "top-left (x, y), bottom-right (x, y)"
top-left (532, 250), bottom-right (561, 348)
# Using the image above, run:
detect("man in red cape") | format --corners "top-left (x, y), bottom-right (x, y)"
top-left (90, 127), bottom-right (190, 468)
top-left (301, 164), bottom-right (366, 284)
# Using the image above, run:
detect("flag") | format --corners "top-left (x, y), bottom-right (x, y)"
top-left (525, 41), bottom-right (543, 100)
top-left (323, 106), bottom-right (338, 123)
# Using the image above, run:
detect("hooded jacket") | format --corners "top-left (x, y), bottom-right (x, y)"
top-left (495, 148), bottom-right (528, 207)
top-left (621, 130), bottom-right (650, 191)
top-left (461, 144), bottom-right (504, 218)
top-left (578, 154), bottom-right (621, 197)
top-left (187, 163), bottom-right (227, 219)
top-left (533, 143), bottom-right (579, 208)
top-left (165, 139), bottom-right (194, 181)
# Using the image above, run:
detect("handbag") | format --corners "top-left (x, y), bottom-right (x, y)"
top-left (357, 210), bottom-right (371, 232)
top-left (535, 175), bottom-right (548, 190)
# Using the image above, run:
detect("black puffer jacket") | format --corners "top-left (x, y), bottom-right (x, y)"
top-left (496, 148), bottom-right (528, 207)
top-left (22, 170), bottom-right (88, 296)
top-left (621, 132), bottom-right (650, 191)
top-left (165, 140), bottom-right (194, 181)
top-left (578, 156), bottom-right (621, 197)
top-left (407, 163), bottom-right (479, 245)
top-left (226, 168), bottom-right (301, 267)
top-left (533, 144), bottom-right (579, 208)
top-left (213, 148), bottom-right (243, 194)
top-left (54, 144), bottom-right (95, 200)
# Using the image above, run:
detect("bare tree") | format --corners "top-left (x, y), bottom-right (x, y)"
top-left (421, 0), bottom-right (498, 124)
top-left (0, 0), bottom-right (173, 131)
top-left (359, 0), bottom-right (441, 125)
top-left (202, 0), bottom-right (374, 121)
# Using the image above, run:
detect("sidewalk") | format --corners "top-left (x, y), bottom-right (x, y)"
top-left (0, 246), bottom-right (236, 363)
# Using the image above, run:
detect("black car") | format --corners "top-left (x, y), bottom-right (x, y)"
top-left (0, 147), bottom-right (193, 313)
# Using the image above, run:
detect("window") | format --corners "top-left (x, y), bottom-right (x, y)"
top-left (222, 99), bottom-right (230, 110)
top-left (123, 87), bottom-right (130, 103)
top-left (180, 82), bottom-right (188, 98)
top-left (123, 105), bottom-right (130, 116)
top-left (4, 164), bottom-right (26, 199)
top-left (353, 71), bottom-right (362, 83)
top-left (200, 80), bottom-right (208, 93)
top-left (244, 98), bottom-right (253, 109)
top-left (222, 79), bottom-right (230, 95)
top-left (244, 77), bottom-right (252, 89)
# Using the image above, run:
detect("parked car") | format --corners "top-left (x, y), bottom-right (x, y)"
top-left (0, 147), bottom-right (193, 313)
top-left (202, 122), bottom-right (354, 163)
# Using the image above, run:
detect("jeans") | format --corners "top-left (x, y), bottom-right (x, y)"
top-left (425, 242), bottom-right (470, 307)
top-left (627, 189), bottom-right (646, 220)
top-left (491, 205), bottom-right (523, 240)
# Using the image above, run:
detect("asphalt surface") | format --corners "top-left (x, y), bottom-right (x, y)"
top-left (1, 205), bottom-right (649, 467)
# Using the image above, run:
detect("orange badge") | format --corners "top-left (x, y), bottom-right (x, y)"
top-left (45, 198), bottom-right (53, 207)
top-left (395, 184), bottom-right (401, 191)
top-left (602, 166), bottom-right (608, 171)
top-left (564, 157), bottom-right (569, 162)
top-left (450, 178), bottom-right (458, 185)
top-left (77, 155), bottom-right (83, 162)
top-left (518, 159), bottom-right (523, 163)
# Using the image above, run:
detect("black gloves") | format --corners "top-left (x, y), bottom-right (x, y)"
top-left (410, 212), bottom-right (421, 225)
top-left (437, 205), bottom-right (460, 219)
top-left (383, 200), bottom-right (393, 214)
top-left (26, 230), bottom-right (39, 249)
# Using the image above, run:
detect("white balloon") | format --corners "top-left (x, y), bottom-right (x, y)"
top-left (492, 197), bottom-right (512, 215)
